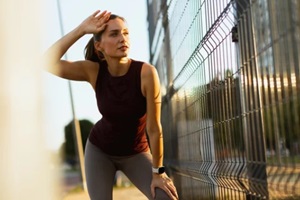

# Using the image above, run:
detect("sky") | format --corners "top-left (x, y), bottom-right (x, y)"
top-left (42, 0), bottom-right (150, 151)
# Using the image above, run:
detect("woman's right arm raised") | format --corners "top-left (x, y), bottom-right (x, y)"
top-left (43, 10), bottom-right (110, 82)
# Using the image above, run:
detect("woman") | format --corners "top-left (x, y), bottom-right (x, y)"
top-left (44, 10), bottom-right (178, 200)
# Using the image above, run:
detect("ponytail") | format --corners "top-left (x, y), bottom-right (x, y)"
top-left (84, 37), bottom-right (104, 62)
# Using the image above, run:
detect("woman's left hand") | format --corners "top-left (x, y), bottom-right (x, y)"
top-left (151, 173), bottom-right (179, 199)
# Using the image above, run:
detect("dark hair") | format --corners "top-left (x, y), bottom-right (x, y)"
top-left (84, 14), bottom-right (126, 62)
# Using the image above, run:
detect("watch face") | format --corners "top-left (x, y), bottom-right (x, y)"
top-left (158, 167), bottom-right (165, 174)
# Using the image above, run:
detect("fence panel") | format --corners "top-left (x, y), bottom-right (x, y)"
top-left (146, 0), bottom-right (300, 199)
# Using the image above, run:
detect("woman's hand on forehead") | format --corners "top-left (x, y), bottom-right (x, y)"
top-left (79, 10), bottom-right (111, 35)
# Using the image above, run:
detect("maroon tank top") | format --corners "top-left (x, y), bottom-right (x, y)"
top-left (89, 59), bottom-right (149, 156)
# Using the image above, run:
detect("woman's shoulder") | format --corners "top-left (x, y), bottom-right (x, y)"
top-left (138, 61), bottom-right (158, 80)
top-left (130, 59), bottom-right (153, 69)
top-left (140, 60), bottom-right (156, 71)
top-left (128, 59), bottom-right (158, 80)
top-left (78, 59), bottom-right (102, 89)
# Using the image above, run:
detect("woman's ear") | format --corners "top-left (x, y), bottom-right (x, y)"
top-left (94, 41), bottom-right (103, 52)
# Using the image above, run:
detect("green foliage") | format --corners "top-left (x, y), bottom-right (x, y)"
top-left (60, 119), bottom-right (94, 165)
top-left (263, 98), bottom-right (300, 156)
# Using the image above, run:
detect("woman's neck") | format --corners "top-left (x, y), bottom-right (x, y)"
top-left (106, 57), bottom-right (131, 77)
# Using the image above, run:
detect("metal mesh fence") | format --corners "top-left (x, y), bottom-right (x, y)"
top-left (147, 0), bottom-right (300, 199)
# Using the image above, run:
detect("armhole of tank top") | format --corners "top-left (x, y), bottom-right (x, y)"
top-left (95, 60), bottom-right (106, 92)
top-left (139, 61), bottom-right (146, 98)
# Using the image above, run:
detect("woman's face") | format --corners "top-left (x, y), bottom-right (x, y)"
top-left (98, 18), bottom-right (130, 59)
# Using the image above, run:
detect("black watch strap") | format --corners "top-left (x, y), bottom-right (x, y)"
top-left (152, 166), bottom-right (165, 174)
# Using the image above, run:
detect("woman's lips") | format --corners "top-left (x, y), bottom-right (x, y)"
top-left (118, 46), bottom-right (129, 51)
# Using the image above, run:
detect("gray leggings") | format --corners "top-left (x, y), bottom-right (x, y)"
top-left (85, 140), bottom-right (171, 200)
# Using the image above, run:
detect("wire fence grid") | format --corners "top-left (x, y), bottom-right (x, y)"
top-left (147, 0), bottom-right (300, 199)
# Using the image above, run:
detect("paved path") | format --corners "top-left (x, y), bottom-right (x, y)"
top-left (62, 169), bottom-right (148, 200)
top-left (63, 186), bottom-right (147, 200)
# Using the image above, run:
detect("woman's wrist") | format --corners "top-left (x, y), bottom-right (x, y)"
top-left (73, 25), bottom-right (86, 38)
top-left (152, 172), bottom-right (165, 178)
top-left (152, 166), bottom-right (165, 174)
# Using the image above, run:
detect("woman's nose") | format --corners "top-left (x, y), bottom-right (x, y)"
top-left (119, 33), bottom-right (127, 42)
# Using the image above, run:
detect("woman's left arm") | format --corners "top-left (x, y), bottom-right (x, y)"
top-left (141, 63), bottom-right (178, 200)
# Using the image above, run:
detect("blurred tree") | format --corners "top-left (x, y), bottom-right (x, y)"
top-left (60, 119), bottom-right (94, 167)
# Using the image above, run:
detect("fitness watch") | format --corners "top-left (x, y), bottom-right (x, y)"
top-left (152, 166), bottom-right (165, 174)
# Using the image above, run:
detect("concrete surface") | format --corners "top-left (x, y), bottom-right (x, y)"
top-left (63, 186), bottom-right (147, 200)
